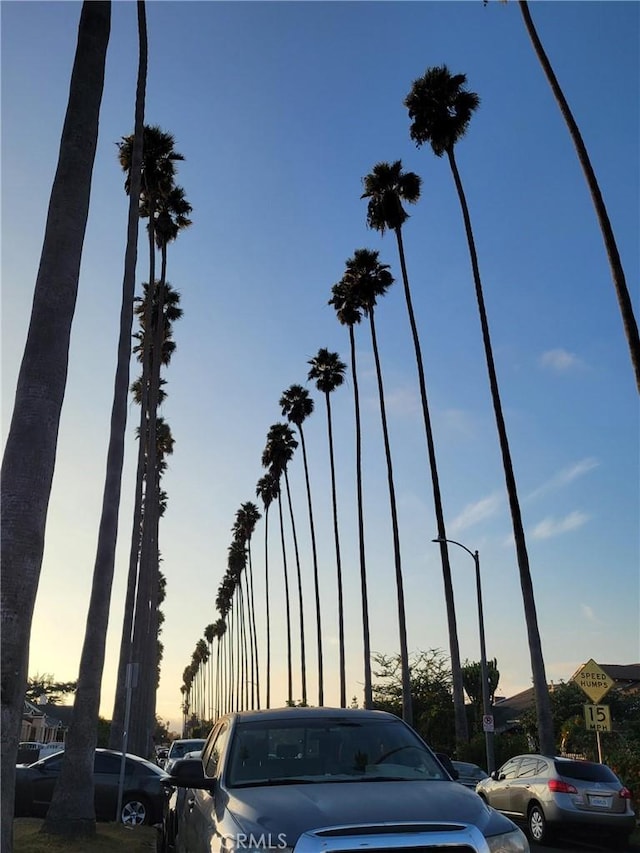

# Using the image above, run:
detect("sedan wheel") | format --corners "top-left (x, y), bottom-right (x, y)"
top-left (121, 796), bottom-right (149, 826)
top-left (527, 804), bottom-right (548, 845)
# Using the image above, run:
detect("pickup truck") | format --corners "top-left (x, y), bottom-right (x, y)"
top-left (158, 706), bottom-right (528, 853)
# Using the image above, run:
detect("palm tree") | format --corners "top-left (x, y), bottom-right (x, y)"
top-left (213, 618), bottom-right (226, 718)
top-left (405, 64), bottom-right (554, 755)
top-left (307, 348), bottom-right (349, 707)
top-left (334, 249), bottom-right (412, 724)
top-left (517, 0), bottom-right (639, 392)
top-left (204, 623), bottom-right (215, 720)
top-left (110, 127), bottom-right (186, 753)
top-left (234, 502), bottom-right (262, 708)
top-left (280, 384), bottom-right (323, 706)
top-left (117, 126), bottom-right (183, 544)
top-left (0, 3), bottom-right (111, 842)
top-left (228, 538), bottom-right (248, 709)
top-left (216, 573), bottom-right (235, 711)
top-left (128, 415), bottom-right (174, 753)
top-left (329, 292), bottom-right (373, 708)
top-left (256, 471), bottom-right (280, 708)
top-left (110, 283), bottom-right (182, 755)
top-left (133, 186), bottom-right (191, 752)
top-left (362, 160), bottom-right (469, 747)
top-left (262, 423), bottom-right (301, 705)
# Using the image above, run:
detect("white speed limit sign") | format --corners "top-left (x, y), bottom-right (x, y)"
top-left (583, 704), bottom-right (611, 732)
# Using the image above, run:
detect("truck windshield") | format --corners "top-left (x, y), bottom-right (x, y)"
top-left (226, 717), bottom-right (446, 787)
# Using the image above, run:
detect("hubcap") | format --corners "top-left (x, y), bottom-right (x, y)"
top-left (530, 810), bottom-right (543, 840)
top-left (122, 800), bottom-right (146, 826)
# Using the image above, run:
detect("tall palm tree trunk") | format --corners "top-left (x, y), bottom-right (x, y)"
top-left (394, 227), bottom-right (468, 745)
top-left (297, 427), bottom-right (324, 706)
top-left (111, 201), bottom-right (158, 750)
top-left (242, 568), bottom-right (255, 708)
top-left (45, 6), bottom-right (147, 818)
top-left (132, 249), bottom-right (168, 752)
top-left (277, 492), bottom-right (293, 704)
top-left (238, 584), bottom-right (247, 709)
top-left (215, 637), bottom-right (221, 718)
top-left (264, 507), bottom-right (271, 708)
top-left (247, 545), bottom-right (260, 708)
top-left (283, 469), bottom-right (307, 705)
top-left (367, 309), bottom-right (412, 725)
top-left (347, 327), bottom-right (372, 708)
top-left (447, 146), bottom-right (554, 755)
top-left (519, 0), bottom-right (640, 393)
top-left (0, 3), bottom-right (110, 844)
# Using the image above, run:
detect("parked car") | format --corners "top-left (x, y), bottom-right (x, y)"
top-left (475, 753), bottom-right (635, 848)
top-left (452, 760), bottom-right (489, 789)
top-left (14, 747), bottom-right (167, 826)
top-left (164, 738), bottom-right (206, 774)
top-left (434, 751), bottom-right (458, 780)
top-left (159, 707), bottom-right (529, 853)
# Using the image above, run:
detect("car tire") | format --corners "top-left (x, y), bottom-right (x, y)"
top-left (527, 803), bottom-right (549, 845)
top-left (121, 794), bottom-right (151, 826)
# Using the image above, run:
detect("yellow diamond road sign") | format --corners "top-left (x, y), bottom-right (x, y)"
top-left (573, 659), bottom-right (614, 703)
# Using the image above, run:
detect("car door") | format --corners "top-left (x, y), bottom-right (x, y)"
top-left (93, 751), bottom-right (123, 820)
top-left (489, 758), bottom-right (521, 813)
top-left (508, 756), bottom-right (541, 816)
top-left (179, 721), bottom-right (231, 853)
top-left (30, 754), bottom-right (64, 815)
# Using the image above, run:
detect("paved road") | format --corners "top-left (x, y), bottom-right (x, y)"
top-left (528, 835), bottom-right (637, 853)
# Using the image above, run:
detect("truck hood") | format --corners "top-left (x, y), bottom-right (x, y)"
top-left (224, 779), bottom-right (512, 843)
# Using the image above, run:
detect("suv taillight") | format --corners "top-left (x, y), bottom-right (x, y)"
top-left (619, 787), bottom-right (632, 799)
top-left (548, 778), bottom-right (578, 794)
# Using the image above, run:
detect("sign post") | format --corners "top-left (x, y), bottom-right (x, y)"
top-left (572, 659), bottom-right (614, 762)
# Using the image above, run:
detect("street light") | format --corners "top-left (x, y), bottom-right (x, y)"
top-left (432, 537), bottom-right (495, 774)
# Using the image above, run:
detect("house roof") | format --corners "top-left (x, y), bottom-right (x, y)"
top-left (23, 700), bottom-right (73, 729)
top-left (601, 663), bottom-right (640, 683)
top-left (491, 663), bottom-right (640, 732)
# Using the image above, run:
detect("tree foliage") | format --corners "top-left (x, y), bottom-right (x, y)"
top-left (371, 649), bottom-right (455, 753)
top-left (25, 674), bottom-right (77, 705)
top-left (462, 658), bottom-right (500, 733)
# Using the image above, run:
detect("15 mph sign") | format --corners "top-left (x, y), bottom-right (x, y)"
top-left (572, 658), bottom-right (614, 703)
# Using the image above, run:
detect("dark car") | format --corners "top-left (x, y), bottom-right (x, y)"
top-left (475, 753), bottom-right (635, 848)
top-left (14, 747), bottom-right (167, 826)
top-left (160, 707), bottom-right (529, 853)
top-left (164, 738), bottom-right (207, 774)
top-left (452, 760), bottom-right (489, 789)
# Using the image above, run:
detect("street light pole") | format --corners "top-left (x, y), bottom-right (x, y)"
top-left (432, 537), bottom-right (495, 774)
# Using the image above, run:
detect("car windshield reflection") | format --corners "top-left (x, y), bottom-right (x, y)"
top-left (226, 718), bottom-right (448, 787)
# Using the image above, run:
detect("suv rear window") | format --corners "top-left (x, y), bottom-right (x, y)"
top-left (554, 760), bottom-right (618, 782)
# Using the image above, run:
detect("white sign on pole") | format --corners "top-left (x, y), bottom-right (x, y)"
top-left (482, 714), bottom-right (494, 733)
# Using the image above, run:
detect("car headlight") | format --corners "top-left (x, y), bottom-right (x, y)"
top-left (485, 826), bottom-right (530, 853)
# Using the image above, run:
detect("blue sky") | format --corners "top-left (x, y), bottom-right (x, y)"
top-left (2, 0), bottom-right (638, 734)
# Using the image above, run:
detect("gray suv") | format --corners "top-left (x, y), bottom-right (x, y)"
top-left (160, 707), bottom-right (528, 853)
top-left (475, 753), bottom-right (635, 848)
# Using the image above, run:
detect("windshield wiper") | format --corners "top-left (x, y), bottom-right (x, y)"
top-left (232, 778), bottom-right (319, 788)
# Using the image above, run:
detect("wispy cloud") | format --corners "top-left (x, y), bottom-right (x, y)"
top-left (385, 385), bottom-right (420, 417)
top-left (531, 510), bottom-right (590, 539)
top-left (539, 348), bottom-right (583, 372)
top-left (440, 408), bottom-right (476, 439)
top-left (449, 492), bottom-right (503, 533)
top-left (526, 457), bottom-right (599, 501)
